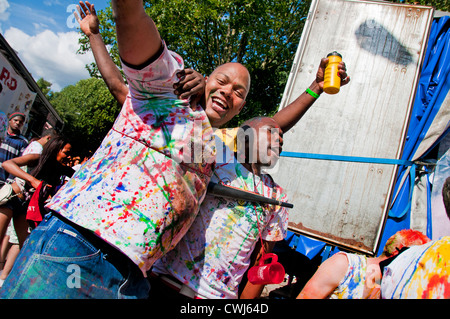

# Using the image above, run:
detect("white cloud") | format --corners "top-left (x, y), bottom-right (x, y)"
top-left (3, 27), bottom-right (95, 92)
top-left (0, 0), bottom-right (10, 20)
top-left (43, 0), bottom-right (64, 6)
top-left (0, 0), bottom-right (10, 33)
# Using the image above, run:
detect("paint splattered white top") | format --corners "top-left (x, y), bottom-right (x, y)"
top-left (46, 43), bottom-right (216, 274)
top-left (153, 137), bottom-right (288, 298)
top-left (381, 236), bottom-right (450, 299)
top-left (329, 252), bottom-right (367, 299)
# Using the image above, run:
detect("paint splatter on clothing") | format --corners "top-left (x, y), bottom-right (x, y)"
top-left (46, 43), bottom-right (216, 274)
top-left (329, 252), bottom-right (367, 299)
top-left (381, 236), bottom-right (450, 299)
top-left (153, 135), bottom-right (288, 299)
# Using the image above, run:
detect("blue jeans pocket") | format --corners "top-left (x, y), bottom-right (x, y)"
top-left (42, 226), bottom-right (100, 259)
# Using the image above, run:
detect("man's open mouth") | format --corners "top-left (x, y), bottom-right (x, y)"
top-left (211, 96), bottom-right (229, 115)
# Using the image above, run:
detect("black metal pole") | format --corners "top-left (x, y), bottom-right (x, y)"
top-left (207, 182), bottom-right (294, 208)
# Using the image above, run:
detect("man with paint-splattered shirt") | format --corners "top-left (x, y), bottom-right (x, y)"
top-left (152, 117), bottom-right (289, 299)
top-left (45, 41), bottom-right (217, 271)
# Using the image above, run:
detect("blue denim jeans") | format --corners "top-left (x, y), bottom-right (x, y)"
top-left (0, 213), bottom-right (150, 299)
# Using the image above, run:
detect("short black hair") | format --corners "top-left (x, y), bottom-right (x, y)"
top-left (41, 128), bottom-right (58, 138)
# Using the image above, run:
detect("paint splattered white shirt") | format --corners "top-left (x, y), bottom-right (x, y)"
top-left (329, 252), bottom-right (367, 299)
top-left (23, 141), bottom-right (43, 157)
top-left (46, 43), bottom-right (216, 274)
top-left (381, 236), bottom-right (450, 299)
top-left (153, 137), bottom-right (288, 298)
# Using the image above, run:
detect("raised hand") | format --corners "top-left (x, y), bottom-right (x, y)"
top-left (74, 1), bottom-right (99, 37)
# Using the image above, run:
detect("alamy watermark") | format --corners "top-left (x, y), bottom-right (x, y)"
top-left (66, 4), bottom-right (79, 29)
top-left (66, 264), bottom-right (81, 289)
top-left (166, 120), bottom-right (283, 169)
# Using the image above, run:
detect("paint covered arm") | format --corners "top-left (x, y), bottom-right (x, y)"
top-left (76, 2), bottom-right (204, 105)
top-left (76, 1), bottom-right (128, 105)
top-left (272, 58), bottom-right (350, 133)
top-left (2, 154), bottom-right (41, 189)
top-left (297, 252), bottom-right (349, 299)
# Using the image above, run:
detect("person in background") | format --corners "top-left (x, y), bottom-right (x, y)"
top-left (71, 154), bottom-right (89, 172)
top-left (380, 178), bottom-right (450, 299)
top-left (296, 229), bottom-right (430, 299)
top-left (380, 235), bottom-right (450, 299)
top-left (11, 128), bottom-right (58, 196)
top-left (0, 135), bottom-right (74, 243)
top-left (0, 226), bottom-right (18, 288)
top-left (0, 128), bottom-right (57, 287)
top-left (0, 136), bottom-right (74, 286)
top-left (0, 112), bottom-right (28, 183)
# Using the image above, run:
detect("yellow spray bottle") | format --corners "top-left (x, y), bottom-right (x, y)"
top-left (323, 51), bottom-right (342, 94)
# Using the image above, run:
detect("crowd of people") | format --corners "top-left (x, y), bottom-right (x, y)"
top-left (0, 114), bottom-right (92, 287)
top-left (0, 0), bottom-right (447, 300)
top-left (0, 118), bottom-right (70, 285)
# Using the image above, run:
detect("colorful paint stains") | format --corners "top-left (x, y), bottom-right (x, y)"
top-left (405, 237), bottom-right (450, 299)
top-left (382, 236), bottom-right (450, 299)
top-left (46, 43), bottom-right (216, 274)
top-left (153, 139), bottom-right (288, 298)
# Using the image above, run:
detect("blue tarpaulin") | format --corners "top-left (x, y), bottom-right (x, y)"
top-left (283, 16), bottom-right (450, 259)
top-left (377, 15), bottom-right (450, 255)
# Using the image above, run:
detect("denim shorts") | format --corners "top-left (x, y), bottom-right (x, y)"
top-left (0, 213), bottom-right (150, 299)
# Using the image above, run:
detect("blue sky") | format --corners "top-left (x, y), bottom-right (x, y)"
top-left (0, 0), bottom-right (110, 91)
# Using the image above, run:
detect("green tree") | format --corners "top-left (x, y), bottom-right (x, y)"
top-left (36, 77), bottom-right (53, 100)
top-left (51, 77), bottom-right (121, 153)
top-left (78, 0), bottom-right (311, 127)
